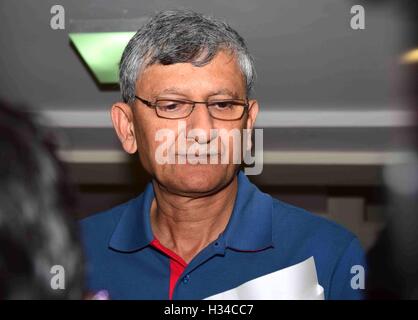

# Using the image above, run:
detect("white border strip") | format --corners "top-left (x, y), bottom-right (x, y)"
top-left (58, 150), bottom-right (129, 163)
top-left (42, 109), bottom-right (415, 128)
top-left (263, 151), bottom-right (413, 165)
top-left (42, 111), bottom-right (112, 128)
top-left (256, 110), bottom-right (414, 128)
top-left (58, 150), bottom-right (415, 165)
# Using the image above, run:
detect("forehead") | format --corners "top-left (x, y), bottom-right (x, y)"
top-left (136, 51), bottom-right (246, 97)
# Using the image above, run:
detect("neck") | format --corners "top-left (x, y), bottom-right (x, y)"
top-left (150, 175), bottom-right (238, 264)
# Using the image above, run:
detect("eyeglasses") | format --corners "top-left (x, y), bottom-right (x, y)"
top-left (134, 95), bottom-right (249, 120)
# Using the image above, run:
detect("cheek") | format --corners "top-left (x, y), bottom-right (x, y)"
top-left (135, 118), bottom-right (176, 167)
top-left (132, 117), bottom-right (156, 164)
top-left (217, 121), bottom-right (246, 154)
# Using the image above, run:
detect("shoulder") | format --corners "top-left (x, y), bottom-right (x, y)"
top-left (269, 196), bottom-right (364, 269)
top-left (269, 196), bottom-right (366, 298)
top-left (271, 197), bottom-right (356, 248)
top-left (79, 196), bottom-right (138, 245)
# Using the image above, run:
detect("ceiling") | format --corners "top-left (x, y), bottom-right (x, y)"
top-left (0, 0), bottom-right (408, 110)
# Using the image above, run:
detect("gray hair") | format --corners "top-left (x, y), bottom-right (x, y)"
top-left (119, 9), bottom-right (256, 104)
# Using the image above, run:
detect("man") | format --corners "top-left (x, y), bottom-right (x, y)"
top-left (80, 9), bottom-right (365, 300)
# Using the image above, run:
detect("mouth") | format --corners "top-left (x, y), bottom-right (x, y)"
top-left (176, 152), bottom-right (220, 157)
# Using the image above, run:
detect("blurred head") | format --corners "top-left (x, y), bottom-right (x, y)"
top-left (111, 9), bottom-right (259, 197)
top-left (0, 101), bottom-right (84, 299)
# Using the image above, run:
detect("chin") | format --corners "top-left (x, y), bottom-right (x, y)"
top-left (159, 164), bottom-right (234, 195)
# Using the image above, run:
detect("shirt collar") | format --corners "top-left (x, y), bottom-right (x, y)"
top-left (108, 182), bottom-right (155, 252)
top-left (221, 171), bottom-right (274, 251)
top-left (109, 170), bottom-right (274, 253)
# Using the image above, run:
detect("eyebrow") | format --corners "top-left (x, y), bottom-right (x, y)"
top-left (208, 89), bottom-right (240, 98)
top-left (154, 87), bottom-right (240, 99)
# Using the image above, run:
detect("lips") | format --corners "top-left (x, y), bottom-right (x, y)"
top-left (175, 145), bottom-right (222, 157)
top-left (176, 151), bottom-right (220, 157)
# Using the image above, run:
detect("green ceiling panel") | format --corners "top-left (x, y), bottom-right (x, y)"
top-left (69, 32), bottom-right (135, 84)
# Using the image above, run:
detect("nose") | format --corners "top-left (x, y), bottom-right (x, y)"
top-left (187, 103), bottom-right (217, 144)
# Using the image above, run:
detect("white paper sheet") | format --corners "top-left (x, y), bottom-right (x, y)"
top-left (204, 256), bottom-right (324, 300)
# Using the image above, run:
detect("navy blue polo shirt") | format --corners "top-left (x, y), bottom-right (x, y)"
top-left (80, 171), bottom-right (366, 300)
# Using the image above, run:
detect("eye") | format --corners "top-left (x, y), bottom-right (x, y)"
top-left (212, 101), bottom-right (234, 110)
top-left (165, 104), bottom-right (179, 111)
top-left (158, 101), bottom-right (183, 112)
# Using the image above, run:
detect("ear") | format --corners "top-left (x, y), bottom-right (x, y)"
top-left (246, 99), bottom-right (259, 130)
top-left (244, 99), bottom-right (259, 151)
top-left (110, 102), bottom-right (138, 154)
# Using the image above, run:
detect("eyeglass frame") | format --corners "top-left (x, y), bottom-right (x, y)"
top-left (134, 95), bottom-right (251, 120)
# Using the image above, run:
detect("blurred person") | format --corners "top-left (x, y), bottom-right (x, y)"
top-left (81, 9), bottom-right (366, 300)
top-left (367, 65), bottom-right (418, 299)
top-left (365, 0), bottom-right (418, 299)
top-left (0, 100), bottom-right (84, 299)
top-left (367, 52), bottom-right (418, 300)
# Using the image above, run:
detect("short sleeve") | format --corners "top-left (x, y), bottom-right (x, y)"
top-left (328, 237), bottom-right (367, 300)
